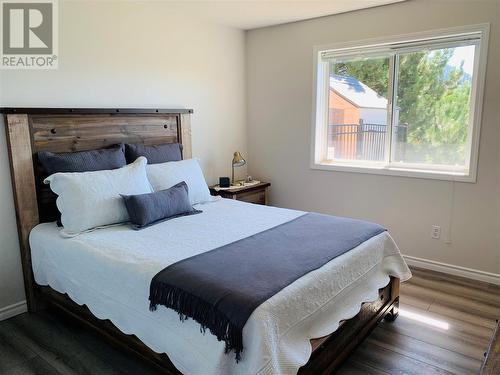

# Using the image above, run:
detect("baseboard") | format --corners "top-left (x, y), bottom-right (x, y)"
top-left (0, 300), bottom-right (27, 321)
top-left (404, 255), bottom-right (500, 286)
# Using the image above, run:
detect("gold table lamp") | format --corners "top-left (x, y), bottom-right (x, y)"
top-left (232, 151), bottom-right (246, 184)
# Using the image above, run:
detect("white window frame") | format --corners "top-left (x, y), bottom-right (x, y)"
top-left (310, 24), bottom-right (489, 183)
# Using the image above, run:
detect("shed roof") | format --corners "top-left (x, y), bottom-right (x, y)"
top-left (330, 74), bottom-right (388, 109)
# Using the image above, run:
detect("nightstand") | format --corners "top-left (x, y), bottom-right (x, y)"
top-left (209, 182), bottom-right (270, 205)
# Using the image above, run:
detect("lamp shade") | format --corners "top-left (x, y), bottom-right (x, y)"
top-left (232, 151), bottom-right (246, 167)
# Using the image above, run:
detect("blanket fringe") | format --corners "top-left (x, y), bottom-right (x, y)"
top-left (149, 281), bottom-right (243, 362)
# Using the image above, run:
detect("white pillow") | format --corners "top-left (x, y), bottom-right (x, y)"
top-left (146, 158), bottom-right (211, 205)
top-left (44, 156), bottom-right (153, 236)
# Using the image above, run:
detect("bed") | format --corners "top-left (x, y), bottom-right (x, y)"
top-left (3, 108), bottom-right (411, 374)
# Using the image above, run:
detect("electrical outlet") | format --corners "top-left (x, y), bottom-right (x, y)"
top-left (431, 225), bottom-right (441, 239)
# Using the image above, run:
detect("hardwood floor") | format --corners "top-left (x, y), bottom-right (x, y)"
top-left (0, 267), bottom-right (499, 375)
top-left (338, 267), bottom-right (500, 375)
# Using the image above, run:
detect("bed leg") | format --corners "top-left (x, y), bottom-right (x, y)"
top-left (27, 289), bottom-right (48, 313)
top-left (385, 297), bottom-right (399, 322)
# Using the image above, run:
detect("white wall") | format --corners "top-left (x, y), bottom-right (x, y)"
top-left (246, 0), bottom-right (500, 275)
top-left (0, 1), bottom-right (246, 312)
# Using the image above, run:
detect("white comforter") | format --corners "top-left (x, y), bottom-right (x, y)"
top-left (30, 198), bottom-right (411, 375)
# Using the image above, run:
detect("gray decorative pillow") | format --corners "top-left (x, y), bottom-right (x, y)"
top-left (38, 144), bottom-right (126, 176)
top-left (38, 144), bottom-right (127, 226)
top-left (124, 143), bottom-right (183, 164)
top-left (121, 181), bottom-right (201, 229)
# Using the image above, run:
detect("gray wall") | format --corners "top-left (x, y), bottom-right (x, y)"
top-left (246, 0), bottom-right (500, 275)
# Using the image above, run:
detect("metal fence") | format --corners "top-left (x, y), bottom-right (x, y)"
top-left (327, 121), bottom-right (408, 161)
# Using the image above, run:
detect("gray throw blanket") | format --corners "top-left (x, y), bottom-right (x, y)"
top-left (149, 212), bottom-right (385, 361)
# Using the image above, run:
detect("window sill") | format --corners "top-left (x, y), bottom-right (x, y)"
top-left (310, 161), bottom-right (475, 183)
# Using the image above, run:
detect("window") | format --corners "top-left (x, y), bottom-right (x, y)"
top-left (312, 25), bottom-right (489, 182)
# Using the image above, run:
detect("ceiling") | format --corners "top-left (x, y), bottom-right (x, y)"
top-left (156, 0), bottom-right (406, 30)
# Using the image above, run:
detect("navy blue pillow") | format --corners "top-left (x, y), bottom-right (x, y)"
top-left (124, 143), bottom-right (183, 164)
top-left (38, 144), bottom-right (126, 176)
top-left (121, 181), bottom-right (201, 229)
top-left (38, 144), bottom-right (127, 226)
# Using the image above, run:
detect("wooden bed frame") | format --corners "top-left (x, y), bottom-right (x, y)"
top-left (2, 107), bottom-right (400, 374)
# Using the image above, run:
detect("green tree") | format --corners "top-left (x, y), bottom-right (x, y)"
top-left (331, 49), bottom-right (470, 164)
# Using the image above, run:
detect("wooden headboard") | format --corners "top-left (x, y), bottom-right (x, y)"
top-left (2, 108), bottom-right (193, 311)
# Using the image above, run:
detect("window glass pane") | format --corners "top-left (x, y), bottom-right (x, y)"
top-left (327, 56), bottom-right (390, 162)
top-left (392, 45), bottom-right (476, 168)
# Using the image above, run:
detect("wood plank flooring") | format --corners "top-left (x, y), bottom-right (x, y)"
top-left (337, 267), bottom-right (500, 375)
top-left (0, 267), bottom-right (498, 375)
